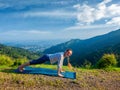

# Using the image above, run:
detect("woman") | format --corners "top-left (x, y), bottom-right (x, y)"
top-left (18, 49), bottom-right (72, 77)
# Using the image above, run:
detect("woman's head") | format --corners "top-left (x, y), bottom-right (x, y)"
top-left (64, 49), bottom-right (72, 57)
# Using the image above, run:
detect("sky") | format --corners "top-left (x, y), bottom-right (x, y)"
top-left (0, 0), bottom-right (120, 41)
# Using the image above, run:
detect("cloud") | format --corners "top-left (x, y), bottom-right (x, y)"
top-left (52, 0), bottom-right (74, 5)
top-left (22, 10), bottom-right (76, 18)
top-left (0, 30), bottom-right (52, 40)
top-left (0, 30), bottom-right (51, 35)
top-left (0, 1), bottom-right (38, 11)
top-left (100, 0), bottom-right (112, 4)
top-left (73, 0), bottom-right (120, 26)
top-left (74, 4), bottom-right (95, 25)
top-left (106, 17), bottom-right (120, 26)
top-left (0, 0), bottom-right (73, 10)
top-left (65, 24), bottom-right (117, 31)
top-left (107, 4), bottom-right (120, 17)
top-left (27, 30), bottom-right (51, 34)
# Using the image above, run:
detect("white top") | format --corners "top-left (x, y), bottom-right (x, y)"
top-left (47, 52), bottom-right (64, 69)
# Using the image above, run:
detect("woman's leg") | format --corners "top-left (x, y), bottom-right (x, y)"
top-left (18, 55), bottom-right (50, 72)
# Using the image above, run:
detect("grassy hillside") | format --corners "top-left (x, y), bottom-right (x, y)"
top-left (0, 65), bottom-right (120, 90)
top-left (0, 44), bottom-right (40, 60)
top-left (0, 43), bottom-right (42, 67)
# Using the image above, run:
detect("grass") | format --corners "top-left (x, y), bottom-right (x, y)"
top-left (0, 64), bottom-right (120, 90)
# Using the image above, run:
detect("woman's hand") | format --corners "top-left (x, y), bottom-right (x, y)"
top-left (58, 73), bottom-right (64, 77)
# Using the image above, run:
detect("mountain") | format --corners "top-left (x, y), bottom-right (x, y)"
top-left (0, 44), bottom-right (40, 60)
top-left (44, 29), bottom-right (120, 66)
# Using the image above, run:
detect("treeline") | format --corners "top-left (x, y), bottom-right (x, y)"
top-left (0, 44), bottom-right (40, 60)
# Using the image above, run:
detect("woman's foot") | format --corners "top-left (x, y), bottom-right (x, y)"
top-left (58, 73), bottom-right (64, 77)
top-left (18, 66), bottom-right (24, 72)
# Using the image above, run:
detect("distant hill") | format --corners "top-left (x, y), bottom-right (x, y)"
top-left (44, 29), bottom-right (120, 66)
top-left (0, 39), bottom-right (68, 52)
top-left (0, 44), bottom-right (40, 60)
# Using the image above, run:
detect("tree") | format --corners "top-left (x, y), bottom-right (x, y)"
top-left (0, 54), bottom-right (13, 66)
top-left (96, 54), bottom-right (117, 68)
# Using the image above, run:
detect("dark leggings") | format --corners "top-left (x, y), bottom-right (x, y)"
top-left (29, 55), bottom-right (50, 65)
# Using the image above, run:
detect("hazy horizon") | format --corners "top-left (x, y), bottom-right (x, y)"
top-left (0, 28), bottom-right (120, 42)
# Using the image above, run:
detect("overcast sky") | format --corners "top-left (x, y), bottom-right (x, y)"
top-left (0, 0), bottom-right (120, 41)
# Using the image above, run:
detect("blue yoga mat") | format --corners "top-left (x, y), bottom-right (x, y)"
top-left (15, 66), bottom-right (76, 79)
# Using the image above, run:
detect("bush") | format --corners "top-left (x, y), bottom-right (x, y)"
top-left (96, 54), bottom-right (117, 69)
top-left (82, 60), bottom-right (92, 69)
top-left (0, 54), bottom-right (14, 66)
top-left (13, 58), bottom-right (28, 66)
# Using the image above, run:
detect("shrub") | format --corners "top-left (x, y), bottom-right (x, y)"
top-left (0, 54), bottom-right (14, 66)
top-left (82, 60), bottom-right (92, 69)
top-left (96, 54), bottom-right (117, 69)
top-left (13, 58), bottom-right (28, 66)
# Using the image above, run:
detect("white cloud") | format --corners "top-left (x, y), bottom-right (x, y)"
top-left (52, 0), bottom-right (73, 5)
top-left (73, 4), bottom-right (80, 9)
top-left (106, 17), bottom-right (120, 26)
top-left (0, 30), bottom-right (51, 35)
top-left (107, 4), bottom-right (120, 17)
top-left (76, 4), bottom-right (95, 25)
top-left (73, 0), bottom-right (120, 26)
top-left (0, 30), bottom-right (53, 40)
top-left (27, 30), bottom-right (51, 34)
top-left (65, 24), bottom-right (117, 31)
top-left (101, 0), bottom-right (112, 4)
top-left (23, 10), bottom-right (76, 18)
top-left (0, 0), bottom-right (74, 12)
top-left (0, 1), bottom-right (47, 9)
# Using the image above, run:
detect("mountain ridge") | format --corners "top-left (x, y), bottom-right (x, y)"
top-left (44, 29), bottom-right (120, 66)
